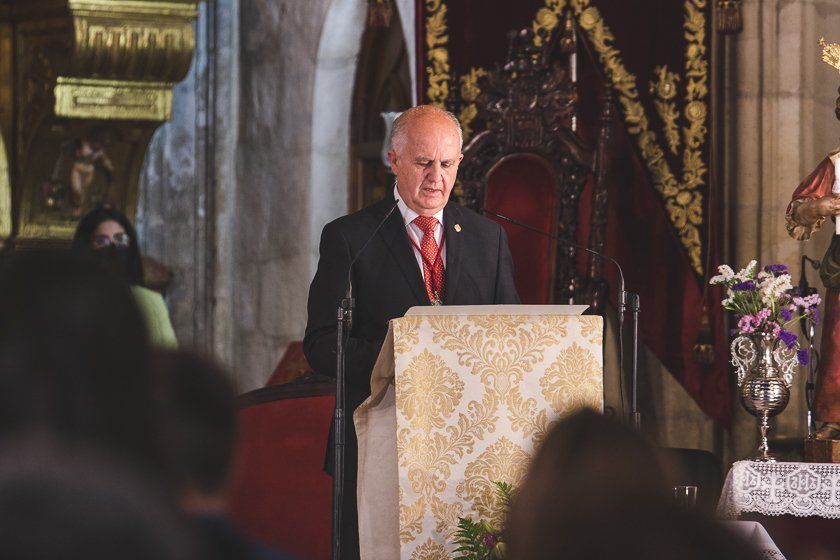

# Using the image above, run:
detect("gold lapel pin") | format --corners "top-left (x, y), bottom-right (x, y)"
top-left (454, 224), bottom-right (462, 233)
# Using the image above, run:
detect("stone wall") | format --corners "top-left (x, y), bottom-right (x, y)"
top-left (138, 0), bottom-right (368, 391)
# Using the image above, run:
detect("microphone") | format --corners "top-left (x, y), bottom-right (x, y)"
top-left (480, 207), bottom-right (640, 429)
top-left (344, 198), bottom-right (401, 327)
top-left (480, 207), bottom-right (626, 306)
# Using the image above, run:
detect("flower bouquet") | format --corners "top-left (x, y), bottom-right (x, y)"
top-left (710, 261), bottom-right (819, 364)
top-left (710, 260), bottom-right (820, 460)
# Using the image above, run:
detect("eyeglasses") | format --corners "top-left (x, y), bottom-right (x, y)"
top-left (91, 232), bottom-right (131, 249)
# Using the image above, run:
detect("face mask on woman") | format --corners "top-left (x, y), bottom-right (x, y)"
top-left (95, 245), bottom-right (132, 281)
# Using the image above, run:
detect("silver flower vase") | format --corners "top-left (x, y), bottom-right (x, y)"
top-left (731, 332), bottom-right (797, 462)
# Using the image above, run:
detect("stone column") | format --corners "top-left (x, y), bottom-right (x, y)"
top-left (137, 0), bottom-right (239, 372)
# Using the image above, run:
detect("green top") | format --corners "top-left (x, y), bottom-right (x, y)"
top-left (131, 285), bottom-right (178, 348)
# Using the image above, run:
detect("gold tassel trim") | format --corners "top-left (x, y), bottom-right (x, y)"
top-left (717, 0), bottom-right (743, 35)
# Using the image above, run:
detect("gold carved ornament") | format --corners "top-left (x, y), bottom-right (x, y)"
top-left (820, 37), bottom-right (840, 74)
top-left (55, 0), bottom-right (199, 121)
top-left (424, 0), bottom-right (710, 274)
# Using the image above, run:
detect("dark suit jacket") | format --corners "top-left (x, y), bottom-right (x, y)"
top-left (304, 194), bottom-right (520, 417)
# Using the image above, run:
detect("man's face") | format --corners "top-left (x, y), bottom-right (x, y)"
top-left (388, 115), bottom-right (463, 216)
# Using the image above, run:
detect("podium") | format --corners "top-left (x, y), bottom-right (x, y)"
top-left (354, 305), bottom-right (604, 559)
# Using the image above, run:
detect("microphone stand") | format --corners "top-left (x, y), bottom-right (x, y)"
top-left (800, 255), bottom-right (820, 437)
top-left (332, 290), bottom-right (351, 560)
top-left (481, 208), bottom-right (642, 430)
top-left (332, 198), bottom-right (400, 560)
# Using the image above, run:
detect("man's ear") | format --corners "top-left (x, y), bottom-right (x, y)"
top-left (387, 149), bottom-right (399, 174)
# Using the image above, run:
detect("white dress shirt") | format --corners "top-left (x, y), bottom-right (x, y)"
top-left (395, 184), bottom-right (446, 276)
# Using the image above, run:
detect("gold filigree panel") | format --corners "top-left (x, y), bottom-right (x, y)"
top-left (393, 314), bottom-right (603, 558)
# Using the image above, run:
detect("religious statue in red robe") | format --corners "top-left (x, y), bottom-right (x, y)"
top-left (787, 151), bottom-right (840, 438)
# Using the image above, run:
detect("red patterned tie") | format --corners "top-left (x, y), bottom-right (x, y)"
top-left (413, 216), bottom-right (445, 304)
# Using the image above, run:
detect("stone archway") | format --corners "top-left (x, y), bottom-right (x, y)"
top-left (308, 0), bottom-right (367, 276)
top-left (308, 0), bottom-right (417, 275)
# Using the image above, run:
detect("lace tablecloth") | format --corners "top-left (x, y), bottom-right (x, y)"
top-left (717, 460), bottom-right (840, 519)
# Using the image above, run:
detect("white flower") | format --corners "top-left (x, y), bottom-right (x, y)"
top-left (757, 273), bottom-right (792, 306)
top-left (735, 260), bottom-right (758, 282)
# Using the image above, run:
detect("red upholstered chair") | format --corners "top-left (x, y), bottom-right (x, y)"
top-left (458, 27), bottom-right (612, 308)
top-left (229, 376), bottom-right (334, 560)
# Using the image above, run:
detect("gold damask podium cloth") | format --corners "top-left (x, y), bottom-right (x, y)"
top-left (354, 306), bottom-right (604, 559)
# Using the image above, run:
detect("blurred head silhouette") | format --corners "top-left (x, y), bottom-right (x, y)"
top-left (507, 408), bottom-right (760, 560)
top-left (153, 349), bottom-right (237, 512)
top-left (0, 250), bottom-right (161, 474)
top-left (0, 439), bottom-right (198, 560)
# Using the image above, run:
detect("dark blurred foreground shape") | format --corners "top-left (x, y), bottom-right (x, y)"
top-left (0, 440), bottom-right (199, 560)
top-left (507, 409), bottom-right (762, 560)
top-left (0, 250), bottom-right (165, 477)
top-left (155, 348), bottom-right (296, 560)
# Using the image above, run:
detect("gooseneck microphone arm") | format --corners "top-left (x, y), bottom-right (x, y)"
top-left (333, 198), bottom-right (400, 560)
top-left (480, 207), bottom-right (641, 430)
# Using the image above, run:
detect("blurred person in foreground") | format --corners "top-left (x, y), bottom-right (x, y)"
top-left (154, 349), bottom-right (295, 560)
top-left (0, 439), bottom-right (199, 560)
top-left (507, 409), bottom-right (762, 560)
top-left (73, 205), bottom-right (177, 348)
top-left (0, 250), bottom-right (165, 478)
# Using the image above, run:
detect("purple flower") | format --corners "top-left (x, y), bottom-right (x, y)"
top-left (764, 264), bottom-right (788, 276)
top-left (797, 348), bottom-right (811, 366)
top-left (737, 315), bottom-right (756, 334)
top-left (780, 308), bottom-right (793, 322)
top-left (813, 307), bottom-right (820, 326)
top-left (732, 281), bottom-right (757, 291)
top-left (778, 329), bottom-right (798, 349)
top-left (483, 533), bottom-right (496, 550)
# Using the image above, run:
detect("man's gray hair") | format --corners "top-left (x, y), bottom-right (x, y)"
top-left (390, 105), bottom-right (463, 154)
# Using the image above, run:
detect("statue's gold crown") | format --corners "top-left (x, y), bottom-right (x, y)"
top-left (820, 37), bottom-right (840, 73)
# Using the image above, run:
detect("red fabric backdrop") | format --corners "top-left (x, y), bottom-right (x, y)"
top-left (417, 0), bottom-right (730, 425)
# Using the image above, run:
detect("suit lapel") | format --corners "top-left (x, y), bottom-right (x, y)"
top-left (443, 203), bottom-right (463, 304)
top-left (376, 201), bottom-right (429, 305)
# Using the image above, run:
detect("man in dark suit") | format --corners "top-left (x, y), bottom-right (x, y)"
top-left (304, 105), bottom-right (519, 559)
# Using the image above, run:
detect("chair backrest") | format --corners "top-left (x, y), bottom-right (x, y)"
top-left (458, 26), bottom-right (611, 309)
top-left (229, 378), bottom-right (334, 560)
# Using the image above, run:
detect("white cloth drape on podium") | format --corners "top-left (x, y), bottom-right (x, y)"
top-left (355, 306), bottom-right (604, 559)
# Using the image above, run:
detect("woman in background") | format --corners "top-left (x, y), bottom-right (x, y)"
top-left (73, 206), bottom-right (177, 348)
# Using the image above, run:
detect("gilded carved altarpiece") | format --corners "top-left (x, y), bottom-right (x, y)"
top-left (0, 0), bottom-right (199, 244)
